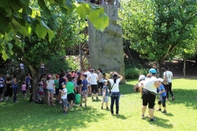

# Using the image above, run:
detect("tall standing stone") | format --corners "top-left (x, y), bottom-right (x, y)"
top-left (88, 5), bottom-right (125, 83)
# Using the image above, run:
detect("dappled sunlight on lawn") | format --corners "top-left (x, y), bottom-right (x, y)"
top-left (0, 78), bottom-right (197, 131)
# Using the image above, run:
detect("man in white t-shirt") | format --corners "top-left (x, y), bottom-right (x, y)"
top-left (163, 67), bottom-right (174, 100)
top-left (88, 69), bottom-right (99, 101)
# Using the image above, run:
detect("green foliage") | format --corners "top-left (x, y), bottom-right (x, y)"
top-left (125, 68), bottom-right (148, 79)
top-left (46, 55), bottom-right (69, 73)
top-left (125, 68), bottom-right (139, 79)
top-left (66, 56), bottom-right (80, 71)
top-left (125, 62), bottom-right (149, 79)
top-left (0, 0), bottom-right (109, 60)
top-left (120, 0), bottom-right (197, 63)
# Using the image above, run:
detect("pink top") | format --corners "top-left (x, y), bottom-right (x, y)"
top-left (22, 84), bottom-right (26, 91)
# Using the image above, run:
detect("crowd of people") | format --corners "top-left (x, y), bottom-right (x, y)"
top-left (0, 68), bottom-right (123, 116)
top-left (0, 66), bottom-right (174, 122)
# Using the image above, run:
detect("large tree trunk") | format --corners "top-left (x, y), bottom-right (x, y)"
top-left (157, 61), bottom-right (163, 78)
top-left (29, 65), bottom-right (40, 102)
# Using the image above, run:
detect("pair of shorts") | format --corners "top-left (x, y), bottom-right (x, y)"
top-left (81, 90), bottom-right (88, 97)
top-left (67, 93), bottom-right (75, 102)
top-left (47, 89), bottom-right (54, 93)
top-left (91, 85), bottom-right (98, 94)
top-left (142, 89), bottom-right (156, 109)
top-left (62, 99), bottom-right (68, 108)
top-left (98, 82), bottom-right (103, 89)
top-left (55, 88), bottom-right (59, 95)
top-left (102, 96), bottom-right (108, 103)
top-left (22, 90), bottom-right (26, 94)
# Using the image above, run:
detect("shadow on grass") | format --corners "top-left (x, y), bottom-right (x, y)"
top-left (114, 114), bottom-right (127, 119)
top-left (169, 89), bottom-right (197, 109)
top-left (163, 112), bottom-right (174, 117)
top-left (149, 116), bottom-right (174, 128)
top-left (0, 98), bottom-right (106, 131)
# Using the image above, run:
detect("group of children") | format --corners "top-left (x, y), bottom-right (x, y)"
top-left (33, 70), bottom-right (110, 114)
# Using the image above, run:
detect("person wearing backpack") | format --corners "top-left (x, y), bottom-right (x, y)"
top-left (163, 67), bottom-right (174, 100)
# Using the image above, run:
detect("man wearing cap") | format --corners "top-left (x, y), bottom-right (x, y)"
top-left (140, 68), bottom-right (162, 122)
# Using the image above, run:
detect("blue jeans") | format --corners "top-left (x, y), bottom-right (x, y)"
top-left (13, 87), bottom-right (18, 102)
top-left (110, 92), bottom-right (120, 114)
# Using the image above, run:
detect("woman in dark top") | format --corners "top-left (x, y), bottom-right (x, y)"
top-left (76, 74), bottom-right (82, 94)
top-left (5, 74), bottom-right (12, 101)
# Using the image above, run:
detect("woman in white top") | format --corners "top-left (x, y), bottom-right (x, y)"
top-left (106, 72), bottom-right (123, 115)
top-left (139, 68), bottom-right (161, 122)
top-left (46, 74), bottom-right (55, 106)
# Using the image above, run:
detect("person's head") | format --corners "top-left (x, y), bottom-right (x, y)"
top-left (113, 74), bottom-right (118, 83)
top-left (82, 74), bottom-right (87, 79)
top-left (23, 81), bottom-right (25, 84)
top-left (77, 74), bottom-right (81, 80)
top-left (149, 68), bottom-right (156, 76)
top-left (48, 74), bottom-right (52, 80)
top-left (6, 74), bottom-right (10, 78)
top-left (157, 78), bottom-right (164, 87)
top-left (97, 68), bottom-right (102, 73)
top-left (62, 82), bottom-right (66, 88)
top-left (165, 67), bottom-right (169, 71)
top-left (146, 73), bottom-right (152, 78)
top-left (90, 69), bottom-right (94, 73)
top-left (39, 81), bottom-right (43, 86)
top-left (103, 80), bottom-right (108, 85)
top-left (67, 76), bottom-right (73, 81)
top-left (56, 74), bottom-right (59, 79)
top-left (138, 75), bottom-right (146, 82)
top-left (134, 84), bottom-right (140, 92)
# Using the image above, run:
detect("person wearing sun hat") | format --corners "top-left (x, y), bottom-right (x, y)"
top-left (140, 68), bottom-right (162, 122)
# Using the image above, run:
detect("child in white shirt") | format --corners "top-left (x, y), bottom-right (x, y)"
top-left (59, 82), bottom-right (68, 114)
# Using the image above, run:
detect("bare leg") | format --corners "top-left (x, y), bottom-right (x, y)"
top-left (142, 106), bottom-right (147, 116)
top-left (148, 108), bottom-right (154, 119)
top-left (51, 92), bottom-right (54, 105)
top-left (70, 100), bottom-right (74, 109)
top-left (47, 92), bottom-right (50, 105)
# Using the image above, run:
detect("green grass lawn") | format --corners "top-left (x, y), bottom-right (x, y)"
top-left (0, 78), bottom-right (197, 131)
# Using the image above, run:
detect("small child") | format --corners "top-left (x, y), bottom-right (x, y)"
top-left (157, 80), bottom-right (167, 113)
top-left (21, 82), bottom-right (27, 97)
top-left (59, 82), bottom-right (68, 114)
top-left (38, 81), bottom-right (44, 101)
top-left (101, 80), bottom-right (109, 110)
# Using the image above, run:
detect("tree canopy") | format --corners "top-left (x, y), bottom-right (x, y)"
top-left (0, 0), bottom-right (109, 60)
top-left (120, 0), bottom-right (197, 67)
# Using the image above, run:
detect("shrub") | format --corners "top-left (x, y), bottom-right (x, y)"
top-left (125, 68), bottom-right (139, 79)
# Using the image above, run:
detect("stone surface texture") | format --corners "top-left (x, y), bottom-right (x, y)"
top-left (88, 5), bottom-right (125, 83)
